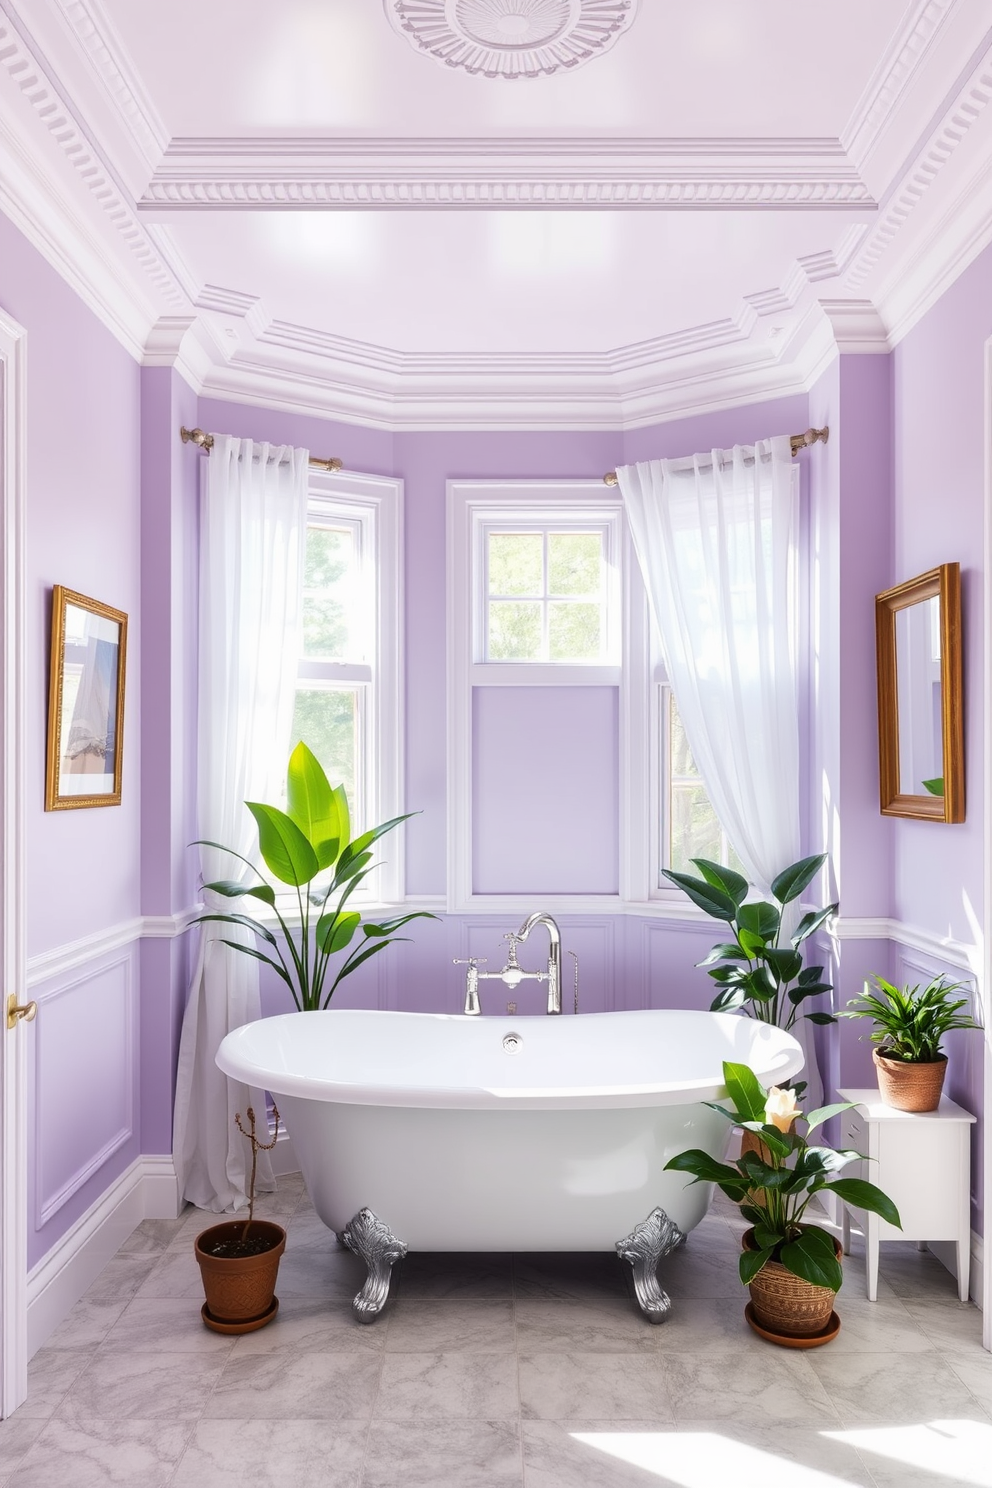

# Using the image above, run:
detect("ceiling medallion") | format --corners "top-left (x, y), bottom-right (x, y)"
top-left (384, 0), bottom-right (638, 80)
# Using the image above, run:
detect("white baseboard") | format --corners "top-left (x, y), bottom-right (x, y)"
top-left (26, 1155), bottom-right (181, 1358)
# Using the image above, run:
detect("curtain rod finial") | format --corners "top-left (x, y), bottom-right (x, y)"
top-left (180, 426), bottom-right (214, 453)
top-left (604, 470), bottom-right (619, 486)
top-left (790, 426), bottom-right (828, 457)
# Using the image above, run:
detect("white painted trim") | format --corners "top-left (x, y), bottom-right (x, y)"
top-left (835, 915), bottom-right (981, 975)
top-left (0, 304), bottom-right (28, 1417)
top-left (26, 1155), bottom-right (180, 1359)
top-left (26, 909), bottom-right (198, 988)
top-left (983, 333), bottom-right (992, 1350)
top-left (927, 1231), bottom-right (985, 1311)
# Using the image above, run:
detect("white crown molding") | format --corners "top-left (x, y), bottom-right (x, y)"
top-left (846, 38), bottom-right (992, 293)
top-left (140, 136), bottom-right (873, 211)
top-left (842, 0), bottom-right (956, 169)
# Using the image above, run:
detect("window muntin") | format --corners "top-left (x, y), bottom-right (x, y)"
top-left (664, 689), bottom-right (744, 878)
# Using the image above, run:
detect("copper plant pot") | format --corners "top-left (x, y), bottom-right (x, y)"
top-left (743, 1227), bottom-right (840, 1339)
top-left (873, 1047), bottom-right (947, 1112)
top-left (194, 1220), bottom-right (285, 1332)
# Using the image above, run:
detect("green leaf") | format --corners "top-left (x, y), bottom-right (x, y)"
top-left (771, 854), bottom-right (826, 905)
top-left (195, 912), bottom-right (278, 948)
top-left (804, 1102), bottom-right (854, 1132)
top-left (709, 987), bottom-right (747, 1013)
top-left (698, 943), bottom-right (749, 966)
top-left (922, 777), bottom-right (944, 796)
top-left (332, 785), bottom-right (350, 859)
top-left (739, 1246), bottom-right (777, 1285)
top-left (245, 883), bottom-right (276, 907)
top-left (739, 1203), bottom-right (765, 1227)
top-left (752, 1223), bottom-right (782, 1250)
top-left (689, 858), bottom-right (749, 907)
top-left (317, 910), bottom-right (360, 954)
top-left (661, 870), bottom-right (737, 921)
top-left (722, 1061), bottom-right (767, 1123)
top-left (791, 904), bottom-right (838, 948)
top-left (798, 965), bottom-right (825, 986)
top-left (202, 879), bottom-right (254, 899)
top-left (333, 850), bottom-right (373, 889)
top-left (285, 741), bottom-right (343, 869)
top-left (788, 981), bottom-right (832, 1004)
top-left (738, 928), bottom-right (768, 959)
top-left (825, 1179), bottom-right (901, 1228)
top-left (737, 901), bottom-right (781, 940)
top-left (362, 911), bottom-right (439, 938)
top-left (246, 802), bottom-right (319, 887)
top-left (763, 947), bottom-right (803, 983)
top-left (805, 1011), bottom-right (837, 1025)
top-left (663, 1150), bottom-right (743, 1186)
top-left (778, 1229), bottom-right (843, 1290)
top-left (218, 941), bottom-right (294, 992)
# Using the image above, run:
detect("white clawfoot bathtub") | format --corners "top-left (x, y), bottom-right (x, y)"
top-left (217, 1008), bottom-right (803, 1321)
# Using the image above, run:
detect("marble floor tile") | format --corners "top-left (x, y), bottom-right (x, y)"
top-left (824, 1418), bottom-right (992, 1488)
top-left (231, 1296), bottom-right (385, 1356)
top-left (132, 1244), bottom-right (207, 1301)
top-left (119, 1215), bottom-right (192, 1254)
top-left (83, 1253), bottom-right (163, 1305)
top-left (4, 1418), bottom-right (190, 1488)
top-left (170, 1418), bottom-right (368, 1488)
top-left (394, 1251), bottom-right (514, 1300)
top-left (665, 1351), bottom-right (841, 1425)
top-left (650, 1243), bottom-right (750, 1300)
top-left (42, 1295), bottom-right (130, 1350)
top-left (18, 1349), bottom-right (90, 1419)
top-left (821, 1296), bottom-right (934, 1357)
top-left (513, 1298), bottom-right (664, 1356)
top-left (519, 1353), bottom-right (673, 1423)
top-left (0, 1413), bottom-right (47, 1476)
top-left (512, 1253), bottom-right (630, 1302)
top-left (646, 1295), bottom-right (757, 1354)
top-left (203, 1350), bottom-right (381, 1420)
top-left (100, 1297), bottom-right (237, 1355)
top-left (944, 1353), bottom-right (992, 1418)
top-left (521, 1420), bottom-right (677, 1488)
top-left (56, 1349), bottom-right (226, 1424)
top-left (672, 1420), bottom-right (876, 1487)
top-left (363, 1419), bottom-right (521, 1488)
top-left (872, 1244), bottom-right (964, 1301)
top-left (902, 1298), bottom-right (987, 1356)
top-left (808, 1349), bottom-right (986, 1425)
top-left (377, 1351), bottom-right (520, 1420)
top-left (384, 1299), bottom-right (516, 1353)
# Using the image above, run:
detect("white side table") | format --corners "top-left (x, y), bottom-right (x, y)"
top-left (837, 1087), bottom-right (975, 1302)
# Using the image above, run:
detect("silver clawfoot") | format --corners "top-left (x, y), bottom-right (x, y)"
top-left (341, 1208), bottom-right (408, 1323)
top-left (616, 1207), bottom-right (686, 1323)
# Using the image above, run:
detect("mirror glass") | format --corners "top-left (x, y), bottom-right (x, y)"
top-left (895, 595), bottom-right (943, 799)
top-left (875, 562), bottom-right (963, 823)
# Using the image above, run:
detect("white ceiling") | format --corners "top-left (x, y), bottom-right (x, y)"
top-left (2, 0), bottom-right (992, 424)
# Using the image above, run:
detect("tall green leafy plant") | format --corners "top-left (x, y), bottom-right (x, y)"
top-left (194, 743), bottom-right (436, 1011)
top-left (662, 853), bottom-right (838, 1033)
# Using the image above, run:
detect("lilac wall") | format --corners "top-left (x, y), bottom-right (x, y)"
top-left (1, 211), bottom-right (144, 1268)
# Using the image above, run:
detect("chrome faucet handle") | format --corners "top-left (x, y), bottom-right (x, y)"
top-left (453, 958), bottom-right (487, 1016)
top-left (452, 957), bottom-right (488, 967)
top-left (501, 934), bottom-right (522, 968)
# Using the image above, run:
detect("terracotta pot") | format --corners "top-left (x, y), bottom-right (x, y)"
top-left (742, 1227), bottom-right (840, 1340)
top-left (873, 1047), bottom-right (947, 1112)
top-left (194, 1220), bottom-right (285, 1333)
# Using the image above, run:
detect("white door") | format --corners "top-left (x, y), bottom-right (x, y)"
top-left (0, 306), bottom-right (28, 1417)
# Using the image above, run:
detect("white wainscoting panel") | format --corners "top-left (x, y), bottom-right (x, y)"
top-left (34, 951), bottom-right (135, 1227)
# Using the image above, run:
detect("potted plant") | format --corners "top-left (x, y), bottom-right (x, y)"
top-left (195, 741), bottom-right (437, 1010)
top-left (843, 974), bottom-right (981, 1112)
top-left (194, 1106), bottom-right (286, 1333)
top-left (662, 854), bottom-right (838, 1097)
top-left (665, 1060), bottom-right (900, 1345)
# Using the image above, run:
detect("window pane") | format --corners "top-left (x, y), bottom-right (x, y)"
top-left (291, 687), bottom-right (358, 811)
top-left (548, 531), bottom-right (601, 597)
top-left (548, 601), bottom-right (601, 661)
top-left (670, 783), bottom-right (726, 873)
top-left (670, 697), bottom-right (700, 778)
top-left (488, 533), bottom-right (543, 596)
top-left (488, 601), bottom-right (542, 660)
top-left (303, 527), bottom-right (357, 660)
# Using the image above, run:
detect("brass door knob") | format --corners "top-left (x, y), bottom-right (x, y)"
top-left (6, 994), bottom-right (37, 1030)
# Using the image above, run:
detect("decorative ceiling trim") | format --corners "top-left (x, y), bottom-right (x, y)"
top-left (49, 0), bottom-right (168, 171)
top-left (383, 0), bottom-right (638, 81)
top-left (846, 45), bottom-right (992, 291)
top-left (842, 0), bottom-right (956, 166)
top-left (0, 2), bottom-right (183, 307)
top-left (140, 136), bottom-right (874, 211)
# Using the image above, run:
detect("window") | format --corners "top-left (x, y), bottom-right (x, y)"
top-left (291, 470), bottom-right (403, 903)
top-left (484, 527), bottom-right (615, 664)
top-left (664, 690), bottom-right (744, 878)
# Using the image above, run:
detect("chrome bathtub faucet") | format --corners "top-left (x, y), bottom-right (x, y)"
top-left (454, 912), bottom-right (575, 1015)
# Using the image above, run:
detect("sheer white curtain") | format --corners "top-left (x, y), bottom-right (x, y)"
top-left (617, 437), bottom-right (821, 1103)
top-left (173, 436), bottom-right (308, 1211)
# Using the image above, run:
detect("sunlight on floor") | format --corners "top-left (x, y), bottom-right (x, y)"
top-left (825, 1419), bottom-right (992, 1486)
top-left (570, 1432), bottom-right (860, 1487)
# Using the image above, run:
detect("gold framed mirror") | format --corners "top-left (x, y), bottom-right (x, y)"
top-left (875, 562), bottom-right (963, 822)
top-left (45, 585), bottom-right (127, 810)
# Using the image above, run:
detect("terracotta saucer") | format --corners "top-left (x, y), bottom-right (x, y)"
top-left (744, 1302), bottom-right (840, 1349)
top-left (201, 1296), bottom-right (279, 1335)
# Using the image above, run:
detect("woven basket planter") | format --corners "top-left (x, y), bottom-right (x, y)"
top-left (195, 1220), bottom-right (285, 1333)
top-left (873, 1048), bottom-right (947, 1112)
top-left (743, 1227), bottom-right (839, 1338)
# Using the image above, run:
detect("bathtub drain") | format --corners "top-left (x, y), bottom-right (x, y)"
top-left (502, 1032), bottom-right (524, 1054)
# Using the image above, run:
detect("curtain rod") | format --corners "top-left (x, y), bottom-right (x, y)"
top-left (180, 426), bottom-right (343, 473)
top-left (601, 425), bottom-right (829, 486)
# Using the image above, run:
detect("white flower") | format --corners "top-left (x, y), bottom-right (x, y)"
top-left (764, 1086), bottom-right (801, 1133)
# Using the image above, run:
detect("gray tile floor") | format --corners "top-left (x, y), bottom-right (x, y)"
top-left (2, 1179), bottom-right (990, 1487)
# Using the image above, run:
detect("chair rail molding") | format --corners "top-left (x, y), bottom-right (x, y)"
top-left (26, 909), bottom-right (198, 989)
top-left (835, 914), bottom-right (981, 976)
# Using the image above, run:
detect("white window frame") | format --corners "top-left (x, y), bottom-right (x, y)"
top-left (448, 479), bottom-right (655, 915)
top-left (300, 468), bottom-right (404, 906)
